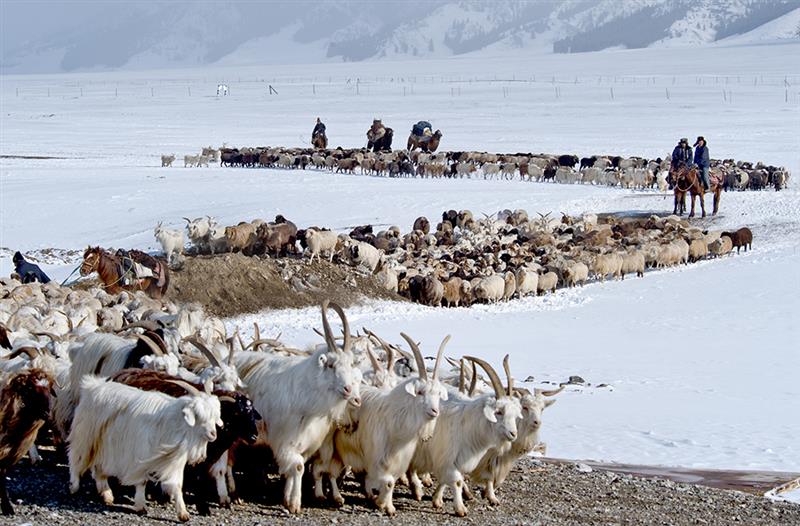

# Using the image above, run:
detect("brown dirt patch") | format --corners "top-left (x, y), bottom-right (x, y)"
top-left (165, 253), bottom-right (404, 317)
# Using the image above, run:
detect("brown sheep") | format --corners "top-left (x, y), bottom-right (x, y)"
top-left (224, 222), bottom-right (258, 254)
top-left (721, 227), bottom-right (753, 253)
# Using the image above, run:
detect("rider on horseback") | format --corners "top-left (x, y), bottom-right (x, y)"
top-left (12, 251), bottom-right (51, 284)
top-left (312, 117), bottom-right (326, 140)
top-left (671, 138), bottom-right (693, 171)
top-left (694, 136), bottom-right (710, 190)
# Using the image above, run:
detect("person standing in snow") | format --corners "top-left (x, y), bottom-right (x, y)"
top-left (694, 136), bottom-right (710, 190)
top-left (12, 251), bottom-right (51, 284)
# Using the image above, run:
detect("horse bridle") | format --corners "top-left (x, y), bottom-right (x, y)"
top-left (675, 169), bottom-right (695, 193)
top-left (80, 251), bottom-right (99, 276)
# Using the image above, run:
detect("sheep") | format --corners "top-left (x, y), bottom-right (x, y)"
top-left (620, 250), bottom-right (645, 279)
top-left (154, 221), bottom-right (184, 265)
top-left (68, 376), bottom-right (222, 521)
top-left (348, 240), bottom-right (383, 273)
top-left (412, 216), bottom-right (430, 235)
top-left (562, 261), bottom-right (589, 287)
top-left (0, 369), bottom-right (55, 515)
top-left (232, 301), bottom-right (362, 514)
top-left (409, 356), bottom-right (522, 516)
top-left (375, 265), bottom-right (399, 293)
top-left (224, 222), bottom-right (258, 254)
top-left (336, 158), bottom-right (359, 174)
top-left (109, 368), bottom-right (261, 515)
top-left (161, 154), bottom-right (175, 167)
top-left (688, 238), bottom-right (708, 262)
top-left (472, 274), bottom-right (505, 303)
top-left (514, 268), bottom-right (539, 296)
top-left (721, 227), bottom-right (753, 253)
top-left (592, 253), bottom-right (623, 281)
top-left (305, 228), bottom-right (339, 263)
top-left (442, 277), bottom-right (465, 307)
top-left (708, 235), bottom-right (733, 257)
top-left (537, 271), bottom-right (558, 295)
top-left (420, 275), bottom-right (444, 307)
top-left (468, 369), bottom-right (563, 505)
top-left (502, 272), bottom-right (516, 300)
top-left (313, 334), bottom-right (450, 514)
top-left (184, 154), bottom-right (199, 167)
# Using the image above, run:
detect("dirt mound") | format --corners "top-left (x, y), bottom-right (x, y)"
top-left (166, 253), bottom-right (403, 317)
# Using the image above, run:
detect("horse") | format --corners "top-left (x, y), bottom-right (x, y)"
top-left (312, 133), bottom-right (328, 149)
top-left (672, 165), bottom-right (722, 218)
top-left (80, 247), bottom-right (169, 299)
top-left (407, 129), bottom-right (442, 152)
top-left (367, 127), bottom-right (393, 153)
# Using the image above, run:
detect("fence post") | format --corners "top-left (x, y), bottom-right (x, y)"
top-left (610, 87), bottom-right (614, 100)
top-left (666, 87), bottom-right (670, 100)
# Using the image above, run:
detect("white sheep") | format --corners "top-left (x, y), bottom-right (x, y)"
top-left (592, 253), bottom-right (623, 281)
top-left (348, 240), bottom-right (383, 273)
top-left (562, 261), bottom-right (589, 287)
top-left (473, 274), bottom-right (505, 303)
top-left (514, 268), bottom-right (539, 297)
top-left (305, 229), bottom-right (339, 263)
top-left (620, 250), bottom-right (645, 279)
top-left (537, 271), bottom-right (558, 295)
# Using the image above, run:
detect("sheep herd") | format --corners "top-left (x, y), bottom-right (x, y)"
top-left (161, 145), bottom-right (791, 192)
top-left (157, 209), bottom-right (753, 308)
top-left (0, 278), bottom-right (565, 519)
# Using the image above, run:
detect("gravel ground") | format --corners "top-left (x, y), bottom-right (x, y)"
top-left (5, 455), bottom-right (799, 526)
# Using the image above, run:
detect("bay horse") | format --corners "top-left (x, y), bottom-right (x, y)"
top-left (407, 129), bottom-right (443, 152)
top-left (312, 133), bottom-right (327, 149)
top-left (80, 247), bottom-right (169, 299)
top-left (672, 166), bottom-right (722, 218)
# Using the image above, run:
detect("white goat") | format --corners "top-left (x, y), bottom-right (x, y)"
top-left (68, 376), bottom-right (222, 521)
top-left (305, 229), bottom-right (339, 263)
top-left (232, 301), bottom-right (362, 514)
top-left (154, 222), bottom-right (184, 265)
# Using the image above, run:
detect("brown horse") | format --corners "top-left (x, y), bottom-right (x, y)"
top-left (672, 166), bottom-right (722, 218)
top-left (407, 130), bottom-right (442, 152)
top-left (80, 247), bottom-right (169, 299)
top-left (312, 133), bottom-right (327, 149)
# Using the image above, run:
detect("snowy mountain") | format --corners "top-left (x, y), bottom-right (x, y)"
top-left (1, 0), bottom-right (797, 74)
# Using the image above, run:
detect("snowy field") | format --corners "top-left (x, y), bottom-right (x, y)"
top-left (1, 43), bottom-right (799, 478)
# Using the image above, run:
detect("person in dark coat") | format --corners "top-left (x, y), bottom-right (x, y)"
top-left (12, 252), bottom-right (51, 284)
top-left (312, 117), bottom-right (326, 139)
top-left (670, 138), bottom-right (693, 170)
top-left (694, 136), bottom-right (710, 190)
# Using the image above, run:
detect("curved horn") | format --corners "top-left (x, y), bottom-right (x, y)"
top-left (364, 329), bottom-right (397, 374)
top-left (366, 347), bottom-right (384, 373)
top-left (7, 346), bottom-right (40, 360)
top-left (327, 302), bottom-right (351, 353)
top-left (432, 335), bottom-right (450, 380)
top-left (183, 217), bottom-right (191, 223)
top-left (502, 354), bottom-right (513, 397)
top-left (235, 331), bottom-right (245, 354)
top-left (185, 335), bottom-right (222, 367)
top-left (138, 334), bottom-right (165, 356)
top-left (217, 395), bottom-right (236, 403)
top-left (458, 358), bottom-right (466, 393)
top-left (33, 331), bottom-right (61, 344)
top-left (247, 338), bottom-right (283, 351)
top-left (400, 333), bottom-right (427, 381)
top-left (166, 379), bottom-right (201, 396)
top-left (117, 320), bottom-right (160, 332)
top-left (464, 356), bottom-right (504, 398)
top-left (468, 360), bottom-right (478, 396)
top-left (536, 385), bottom-right (566, 397)
top-left (253, 323), bottom-right (261, 342)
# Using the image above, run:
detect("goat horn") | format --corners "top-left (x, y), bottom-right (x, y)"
top-left (33, 331), bottom-right (61, 344)
top-left (322, 301), bottom-right (351, 353)
top-left (183, 217), bottom-right (191, 223)
top-left (253, 323), bottom-right (261, 341)
top-left (185, 335), bottom-right (222, 367)
top-left (502, 354), bottom-right (513, 397)
top-left (320, 301), bottom-right (336, 353)
top-left (400, 333), bottom-right (427, 381)
top-left (166, 379), bottom-right (201, 397)
top-left (432, 335), bottom-right (450, 381)
top-left (366, 330), bottom-right (398, 373)
top-left (468, 360), bottom-right (478, 396)
top-left (366, 347), bottom-right (384, 373)
top-left (458, 358), bottom-right (466, 393)
top-left (7, 346), bottom-right (40, 360)
top-left (217, 395), bottom-right (236, 403)
top-left (138, 334), bottom-right (165, 356)
top-left (465, 356), bottom-right (505, 398)
top-left (117, 320), bottom-right (160, 332)
top-left (235, 331), bottom-right (245, 353)
top-left (536, 385), bottom-right (566, 397)
top-left (247, 338), bottom-right (282, 350)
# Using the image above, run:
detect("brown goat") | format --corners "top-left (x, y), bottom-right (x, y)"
top-left (721, 227), bottom-right (753, 253)
top-left (0, 369), bottom-right (54, 515)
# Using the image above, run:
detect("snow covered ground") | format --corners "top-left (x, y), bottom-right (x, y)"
top-left (1, 44), bottom-right (799, 481)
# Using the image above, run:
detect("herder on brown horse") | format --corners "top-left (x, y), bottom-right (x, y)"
top-left (80, 247), bottom-right (169, 299)
top-left (311, 117), bottom-right (328, 149)
top-left (672, 165), bottom-right (722, 217)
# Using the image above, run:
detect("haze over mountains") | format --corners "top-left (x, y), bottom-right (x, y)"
top-left (1, 0), bottom-right (798, 74)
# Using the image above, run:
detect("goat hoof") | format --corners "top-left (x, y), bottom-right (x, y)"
top-left (178, 512), bottom-right (190, 522)
top-left (455, 506), bottom-right (467, 517)
top-left (134, 507), bottom-right (147, 516)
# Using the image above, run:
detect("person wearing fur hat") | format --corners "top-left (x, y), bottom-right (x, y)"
top-left (12, 251), bottom-right (51, 284)
top-left (694, 136), bottom-right (710, 190)
top-left (671, 137), bottom-right (693, 171)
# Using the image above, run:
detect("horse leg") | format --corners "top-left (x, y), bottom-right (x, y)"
top-left (673, 192), bottom-right (680, 215)
top-left (699, 191), bottom-right (706, 218)
top-left (713, 189), bottom-right (720, 215)
top-left (689, 193), bottom-right (696, 218)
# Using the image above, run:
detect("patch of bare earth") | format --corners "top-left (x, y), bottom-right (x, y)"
top-left (165, 253), bottom-right (404, 317)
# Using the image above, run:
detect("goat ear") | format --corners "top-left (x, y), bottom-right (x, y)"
top-left (318, 353), bottom-right (328, 369)
top-left (183, 405), bottom-right (197, 427)
top-left (440, 387), bottom-right (449, 401)
top-left (545, 399), bottom-right (557, 408)
top-left (483, 401), bottom-right (498, 423)
top-left (404, 381), bottom-right (417, 397)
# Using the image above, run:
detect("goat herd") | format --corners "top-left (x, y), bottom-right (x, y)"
top-left (2, 280), bottom-right (561, 520)
top-left (162, 145), bottom-right (790, 192)
top-left (158, 209), bottom-right (753, 307)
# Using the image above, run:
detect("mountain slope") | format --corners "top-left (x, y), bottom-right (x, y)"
top-left (1, 0), bottom-right (796, 74)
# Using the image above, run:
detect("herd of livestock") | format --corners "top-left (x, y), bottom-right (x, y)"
top-left (1, 280), bottom-right (561, 519)
top-left (162, 145), bottom-right (790, 192)
top-left (158, 209), bottom-right (753, 307)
